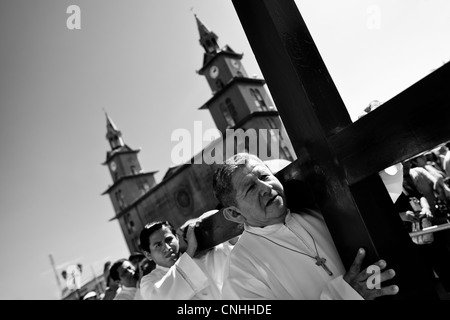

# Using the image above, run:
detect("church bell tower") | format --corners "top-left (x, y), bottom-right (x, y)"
top-left (195, 15), bottom-right (295, 161)
top-left (102, 112), bottom-right (158, 251)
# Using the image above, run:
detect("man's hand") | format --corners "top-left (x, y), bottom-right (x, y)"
top-left (343, 248), bottom-right (399, 300)
top-left (419, 207), bottom-right (433, 219)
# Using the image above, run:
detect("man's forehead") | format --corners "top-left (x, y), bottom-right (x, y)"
top-left (232, 160), bottom-right (269, 186)
top-left (149, 226), bottom-right (173, 242)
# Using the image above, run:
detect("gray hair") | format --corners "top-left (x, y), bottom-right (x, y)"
top-left (212, 153), bottom-right (266, 207)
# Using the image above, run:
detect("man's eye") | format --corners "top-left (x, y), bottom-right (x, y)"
top-left (261, 175), bottom-right (268, 180)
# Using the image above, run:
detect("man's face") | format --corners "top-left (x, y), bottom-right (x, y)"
top-left (231, 158), bottom-right (287, 227)
top-left (117, 260), bottom-right (138, 288)
top-left (148, 225), bottom-right (180, 268)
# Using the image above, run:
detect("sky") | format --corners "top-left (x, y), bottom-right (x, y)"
top-left (0, 0), bottom-right (449, 300)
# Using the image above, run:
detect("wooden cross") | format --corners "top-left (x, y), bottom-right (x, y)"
top-left (226, 0), bottom-right (450, 300)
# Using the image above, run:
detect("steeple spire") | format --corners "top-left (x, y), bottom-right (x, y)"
top-left (105, 111), bottom-right (124, 150)
top-left (195, 14), bottom-right (220, 54)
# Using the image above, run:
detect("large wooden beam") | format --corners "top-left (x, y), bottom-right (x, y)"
top-left (194, 208), bottom-right (244, 252)
top-left (330, 63), bottom-right (450, 185)
top-left (232, 0), bottom-right (439, 299)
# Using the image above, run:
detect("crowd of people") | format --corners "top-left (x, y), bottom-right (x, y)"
top-left (81, 140), bottom-right (450, 300)
top-left (393, 144), bottom-right (450, 292)
top-left (83, 151), bottom-right (441, 301)
top-left (72, 89), bottom-right (450, 301)
top-left (73, 94), bottom-right (450, 300)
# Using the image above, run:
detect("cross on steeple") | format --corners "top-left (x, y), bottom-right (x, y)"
top-left (195, 14), bottom-right (220, 54)
top-left (104, 111), bottom-right (124, 150)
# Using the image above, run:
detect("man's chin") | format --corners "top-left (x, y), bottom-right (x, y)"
top-left (267, 203), bottom-right (288, 219)
top-left (165, 256), bottom-right (178, 266)
top-left (267, 195), bottom-right (286, 209)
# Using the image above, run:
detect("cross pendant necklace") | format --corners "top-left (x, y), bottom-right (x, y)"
top-left (285, 223), bottom-right (334, 276)
top-left (245, 224), bottom-right (334, 276)
top-left (314, 256), bottom-right (333, 276)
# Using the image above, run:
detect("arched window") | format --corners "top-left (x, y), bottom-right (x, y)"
top-left (225, 98), bottom-right (238, 123)
top-left (216, 79), bottom-right (224, 90)
top-left (225, 98), bottom-right (238, 119)
top-left (137, 180), bottom-right (150, 195)
top-left (124, 212), bottom-right (135, 234)
top-left (115, 190), bottom-right (126, 210)
top-left (220, 103), bottom-right (235, 128)
top-left (250, 89), bottom-right (260, 109)
top-left (254, 89), bottom-right (268, 111)
top-left (266, 118), bottom-right (278, 130)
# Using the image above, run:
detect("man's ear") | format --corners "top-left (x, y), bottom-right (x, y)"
top-left (223, 206), bottom-right (246, 224)
top-left (143, 251), bottom-right (153, 261)
top-left (110, 278), bottom-right (121, 288)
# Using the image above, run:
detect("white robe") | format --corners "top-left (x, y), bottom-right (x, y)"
top-left (113, 286), bottom-right (142, 300)
top-left (222, 209), bottom-right (363, 300)
top-left (140, 243), bottom-right (232, 300)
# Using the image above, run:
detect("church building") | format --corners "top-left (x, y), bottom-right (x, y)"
top-left (102, 15), bottom-right (296, 253)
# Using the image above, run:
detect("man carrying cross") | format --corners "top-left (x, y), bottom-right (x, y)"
top-left (213, 153), bottom-right (400, 299)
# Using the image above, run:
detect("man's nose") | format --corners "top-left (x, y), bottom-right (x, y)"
top-left (164, 242), bottom-right (172, 251)
top-left (257, 180), bottom-right (272, 195)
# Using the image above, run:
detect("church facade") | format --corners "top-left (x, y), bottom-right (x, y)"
top-left (102, 16), bottom-right (296, 253)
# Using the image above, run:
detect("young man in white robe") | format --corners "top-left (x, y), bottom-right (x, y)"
top-left (139, 212), bottom-right (235, 300)
top-left (213, 153), bottom-right (400, 300)
top-left (109, 259), bottom-right (143, 300)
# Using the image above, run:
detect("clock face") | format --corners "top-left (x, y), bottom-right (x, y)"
top-left (231, 59), bottom-right (240, 68)
top-left (209, 65), bottom-right (219, 79)
top-left (110, 161), bottom-right (117, 171)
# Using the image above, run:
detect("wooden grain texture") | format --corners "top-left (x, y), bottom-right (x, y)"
top-left (330, 63), bottom-right (450, 185)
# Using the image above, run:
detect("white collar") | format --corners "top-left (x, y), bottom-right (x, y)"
top-left (155, 264), bottom-right (170, 272)
top-left (244, 210), bottom-right (292, 236)
top-left (120, 285), bottom-right (137, 292)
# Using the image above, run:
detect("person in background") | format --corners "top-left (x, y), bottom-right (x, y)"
top-left (139, 211), bottom-right (235, 300)
top-left (395, 160), bottom-right (450, 293)
top-left (128, 252), bottom-right (146, 271)
top-left (109, 258), bottom-right (142, 300)
top-left (443, 143), bottom-right (450, 178)
top-left (101, 261), bottom-right (120, 300)
top-left (128, 252), bottom-right (155, 286)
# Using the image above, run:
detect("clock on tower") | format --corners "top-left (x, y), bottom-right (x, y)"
top-left (209, 65), bottom-right (219, 79)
